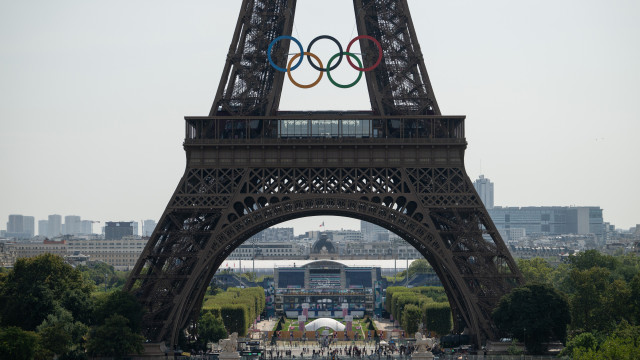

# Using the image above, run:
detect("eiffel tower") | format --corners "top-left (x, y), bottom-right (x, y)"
top-left (125, 0), bottom-right (523, 348)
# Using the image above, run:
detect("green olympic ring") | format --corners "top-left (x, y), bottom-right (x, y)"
top-left (326, 52), bottom-right (363, 89)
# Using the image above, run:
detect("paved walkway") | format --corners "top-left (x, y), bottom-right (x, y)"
top-left (257, 318), bottom-right (278, 331)
top-left (373, 318), bottom-right (397, 332)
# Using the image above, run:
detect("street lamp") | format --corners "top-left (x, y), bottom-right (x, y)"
top-left (456, 315), bottom-right (461, 349)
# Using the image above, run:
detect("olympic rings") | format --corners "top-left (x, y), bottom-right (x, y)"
top-left (287, 52), bottom-right (323, 89)
top-left (268, 36), bottom-right (304, 72)
top-left (346, 35), bottom-right (382, 72)
top-left (306, 35), bottom-right (343, 72)
top-left (327, 52), bottom-right (362, 89)
top-left (267, 34), bottom-right (382, 89)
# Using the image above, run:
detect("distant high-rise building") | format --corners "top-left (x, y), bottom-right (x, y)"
top-left (7, 215), bottom-right (23, 234)
top-left (64, 215), bottom-right (82, 235)
top-left (105, 222), bottom-right (135, 240)
top-left (142, 219), bottom-right (157, 237)
top-left (360, 221), bottom-right (388, 242)
top-left (48, 215), bottom-right (62, 238)
top-left (80, 220), bottom-right (93, 234)
top-left (131, 221), bottom-right (139, 236)
top-left (38, 220), bottom-right (49, 237)
top-left (473, 175), bottom-right (494, 209)
top-left (6, 214), bottom-right (34, 239)
top-left (23, 216), bottom-right (34, 238)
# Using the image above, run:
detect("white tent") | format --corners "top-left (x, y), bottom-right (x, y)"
top-left (305, 318), bottom-right (346, 331)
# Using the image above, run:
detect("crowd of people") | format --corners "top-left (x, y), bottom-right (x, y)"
top-left (265, 340), bottom-right (422, 360)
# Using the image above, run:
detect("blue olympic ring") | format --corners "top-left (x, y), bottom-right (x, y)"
top-left (267, 36), bottom-right (304, 72)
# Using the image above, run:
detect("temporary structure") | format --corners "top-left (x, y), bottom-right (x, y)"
top-left (305, 318), bottom-right (346, 331)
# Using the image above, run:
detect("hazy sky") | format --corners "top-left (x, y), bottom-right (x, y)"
top-left (1, 0), bottom-right (639, 234)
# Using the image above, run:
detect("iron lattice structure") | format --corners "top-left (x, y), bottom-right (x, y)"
top-left (125, 0), bottom-right (523, 347)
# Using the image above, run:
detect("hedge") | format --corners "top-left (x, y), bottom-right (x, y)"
top-left (202, 287), bottom-right (265, 336)
top-left (221, 304), bottom-right (249, 336)
top-left (385, 286), bottom-right (451, 334)
top-left (423, 302), bottom-right (452, 336)
top-left (402, 304), bottom-right (422, 336)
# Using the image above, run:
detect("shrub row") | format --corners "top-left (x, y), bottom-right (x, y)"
top-left (202, 287), bottom-right (265, 336)
top-left (386, 286), bottom-right (451, 336)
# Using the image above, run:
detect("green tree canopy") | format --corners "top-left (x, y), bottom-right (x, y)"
top-left (37, 308), bottom-right (88, 359)
top-left (93, 290), bottom-right (143, 333)
top-left (631, 273), bottom-right (640, 324)
top-left (85, 314), bottom-right (143, 359)
top-left (77, 261), bottom-right (115, 286)
top-left (0, 254), bottom-right (92, 330)
top-left (408, 259), bottom-right (433, 278)
top-left (569, 250), bottom-right (619, 271)
top-left (198, 312), bottom-right (228, 346)
top-left (0, 326), bottom-right (40, 360)
top-left (517, 258), bottom-right (554, 284)
top-left (493, 283), bottom-right (570, 355)
top-left (561, 332), bottom-right (598, 358)
top-left (567, 267), bottom-right (614, 332)
top-left (571, 321), bottom-right (640, 360)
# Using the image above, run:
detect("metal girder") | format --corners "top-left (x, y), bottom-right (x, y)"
top-left (210, 0), bottom-right (297, 116)
top-left (354, 0), bottom-right (441, 115)
top-left (124, 0), bottom-right (522, 349)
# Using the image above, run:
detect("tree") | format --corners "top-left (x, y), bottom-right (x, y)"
top-left (85, 314), bottom-right (143, 358)
top-left (408, 259), bottom-right (432, 278)
top-left (572, 322), bottom-right (640, 360)
top-left (517, 258), bottom-right (554, 285)
top-left (37, 308), bottom-right (88, 359)
top-left (77, 261), bottom-right (115, 289)
top-left (0, 326), bottom-right (40, 360)
top-left (198, 312), bottom-right (228, 346)
top-left (561, 332), bottom-right (598, 358)
top-left (93, 290), bottom-right (143, 333)
top-left (0, 254), bottom-right (92, 330)
top-left (630, 273), bottom-right (640, 324)
top-left (567, 267), bottom-right (612, 332)
top-left (569, 250), bottom-right (618, 271)
top-left (603, 279), bottom-right (632, 326)
top-left (493, 283), bottom-right (570, 354)
top-left (401, 304), bottom-right (421, 336)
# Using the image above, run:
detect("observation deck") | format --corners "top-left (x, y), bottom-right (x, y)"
top-left (185, 111), bottom-right (465, 145)
top-left (184, 111), bottom-right (467, 168)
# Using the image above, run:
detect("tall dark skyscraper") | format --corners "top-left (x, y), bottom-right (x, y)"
top-left (105, 221), bottom-right (135, 240)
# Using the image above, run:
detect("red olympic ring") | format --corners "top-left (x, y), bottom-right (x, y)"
top-left (346, 35), bottom-right (383, 72)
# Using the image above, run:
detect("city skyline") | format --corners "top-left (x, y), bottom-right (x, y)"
top-left (1, 1), bottom-right (639, 232)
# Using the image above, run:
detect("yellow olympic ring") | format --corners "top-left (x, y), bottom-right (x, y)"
top-left (287, 52), bottom-right (323, 89)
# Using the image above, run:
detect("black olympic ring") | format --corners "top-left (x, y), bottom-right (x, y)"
top-left (306, 35), bottom-right (343, 72)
